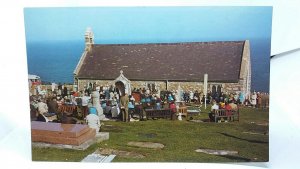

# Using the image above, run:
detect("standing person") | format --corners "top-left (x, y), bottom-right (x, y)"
top-left (120, 93), bottom-right (129, 122)
top-left (58, 83), bottom-right (62, 96)
top-left (63, 85), bottom-right (68, 98)
top-left (189, 91), bottom-right (194, 103)
top-left (104, 87), bottom-right (110, 100)
top-left (81, 93), bottom-right (90, 118)
top-left (251, 92), bottom-right (257, 108)
top-left (110, 91), bottom-right (114, 100)
top-left (114, 91), bottom-right (120, 102)
top-left (128, 95), bottom-right (135, 119)
top-left (239, 92), bottom-right (245, 105)
top-left (261, 92), bottom-right (268, 109)
top-left (183, 91), bottom-right (188, 103)
top-left (209, 100), bottom-right (219, 122)
top-left (146, 88), bottom-right (150, 95)
top-left (194, 90), bottom-right (200, 104)
top-left (51, 82), bottom-right (56, 92)
top-left (257, 92), bottom-right (262, 108)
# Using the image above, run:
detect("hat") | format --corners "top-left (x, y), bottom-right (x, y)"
top-left (89, 107), bottom-right (97, 115)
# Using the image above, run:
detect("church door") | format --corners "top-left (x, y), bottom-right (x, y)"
top-left (115, 81), bottom-right (125, 96)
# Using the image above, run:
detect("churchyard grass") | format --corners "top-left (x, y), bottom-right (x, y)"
top-left (32, 105), bottom-right (269, 162)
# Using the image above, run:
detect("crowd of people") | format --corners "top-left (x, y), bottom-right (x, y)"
top-left (29, 82), bottom-right (269, 131)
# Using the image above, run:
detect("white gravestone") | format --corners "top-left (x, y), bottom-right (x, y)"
top-left (91, 91), bottom-right (105, 120)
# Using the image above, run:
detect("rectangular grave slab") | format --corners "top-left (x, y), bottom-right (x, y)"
top-left (31, 121), bottom-right (96, 146)
top-left (31, 121), bottom-right (90, 138)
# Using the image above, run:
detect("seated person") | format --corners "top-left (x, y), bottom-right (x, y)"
top-left (145, 96), bottom-right (151, 104)
top-left (36, 113), bottom-right (48, 122)
top-left (47, 97), bottom-right (59, 116)
top-left (155, 101), bottom-right (161, 110)
top-left (219, 102), bottom-right (225, 109)
top-left (209, 100), bottom-right (219, 122)
top-left (86, 107), bottom-right (101, 133)
top-left (169, 101), bottom-right (176, 114)
top-left (30, 103), bottom-right (37, 121)
top-left (135, 103), bottom-right (144, 120)
top-left (229, 100), bottom-right (238, 111)
top-left (60, 112), bottom-right (77, 124)
top-left (104, 101), bottom-right (112, 116)
top-left (140, 95), bottom-right (146, 104)
top-left (168, 94), bottom-right (174, 103)
top-left (101, 101), bottom-right (107, 109)
top-left (111, 103), bottom-right (120, 118)
top-left (224, 102), bottom-right (232, 121)
top-left (37, 99), bottom-right (48, 115)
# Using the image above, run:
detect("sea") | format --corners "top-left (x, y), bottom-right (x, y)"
top-left (26, 39), bottom-right (271, 92)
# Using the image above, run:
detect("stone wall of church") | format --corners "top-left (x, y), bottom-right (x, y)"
top-left (167, 82), bottom-right (203, 91)
top-left (77, 79), bottom-right (113, 91)
top-left (239, 40), bottom-right (251, 95)
top-left (77, 79), bottom-right (246, 94)
top-left (130, 81), bottom-right (166, 91)
top-left (223, 80), bottom-right (245, 93)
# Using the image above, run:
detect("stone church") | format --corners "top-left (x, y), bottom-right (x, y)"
top-left (74, 28), bottom-right (251, 97)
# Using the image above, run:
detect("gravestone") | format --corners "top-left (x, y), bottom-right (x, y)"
top-left (195, 148), bottom-right (238, 156)
top-left (127, 141), bottom-right (165, 149)
top-left (91, 90), bottom-right (105, 120)
top-left (96, 148), bottom-right (145, 159)
top-left (81, 153), bottom-right (116, 163)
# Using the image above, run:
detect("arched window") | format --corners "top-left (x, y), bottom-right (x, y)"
top-left (217, 85), bottom-right (222, 97)
top-left (212, 85), bottom-right (216, 96)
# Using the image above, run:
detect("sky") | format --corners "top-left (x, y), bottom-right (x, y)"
top-left (24, 7), bottom-right (272, 44)
top-left (23, 6), bottom-right (272, 92)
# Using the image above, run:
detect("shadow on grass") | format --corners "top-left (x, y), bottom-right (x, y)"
top-left (221, 155), bottom-right (252, 162)
top-left (101, 125), bottom-right (123, 133)
top-left (219, 132), bottom-right (268, 144)
top-left (138, 133), bottom-right (157, 138)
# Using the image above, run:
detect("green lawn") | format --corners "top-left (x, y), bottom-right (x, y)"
top-left (32, 105), bottom-right (269, 162)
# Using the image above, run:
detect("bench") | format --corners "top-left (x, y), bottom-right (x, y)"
top-left (232, 109), bottom-right (240, 122)
top-left (178, 106), bottom-right (187, 117)
top-left (213, 109), bottom-right (239, 123)
top-left (58, 105), bottom-right (77, 116)
top-left (145, 108), bottom-right (175, 120)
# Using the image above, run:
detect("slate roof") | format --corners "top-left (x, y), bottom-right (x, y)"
top-left (75, 41), bottom-right (245, 82)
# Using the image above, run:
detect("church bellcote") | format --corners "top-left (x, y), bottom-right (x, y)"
top-left (85, 27), bottom-right (94, 51)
